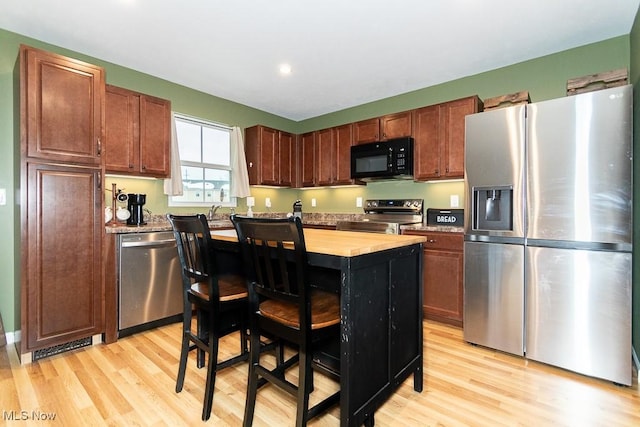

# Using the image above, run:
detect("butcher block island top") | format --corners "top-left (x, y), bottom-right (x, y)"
top-left (210, 228), bottom-right (427, 257)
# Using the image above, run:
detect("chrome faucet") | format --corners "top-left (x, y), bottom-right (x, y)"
top-left (208, 204), bottom-right (221, 220)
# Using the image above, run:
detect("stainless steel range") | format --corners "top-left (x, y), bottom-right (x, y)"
top-left (336, 199), bottom-right (423, 234)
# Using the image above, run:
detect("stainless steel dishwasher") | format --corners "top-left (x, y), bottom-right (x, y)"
top-left (118, 231), bottom-right (183, 335)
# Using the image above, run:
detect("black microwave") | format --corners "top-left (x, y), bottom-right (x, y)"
top-left (350, 137), bottom-right (413, 180)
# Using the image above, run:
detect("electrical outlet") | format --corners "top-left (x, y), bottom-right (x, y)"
top-left (0, 188), bottom-right (5, 206)
top-left (356, 197), bottom-right (363, 208)
top-left (265, 197), bottom-right (271, 208)
top-left (311, 198), bottom-right (317, 207)
top-left (450, 195), bottom-right (459, 208)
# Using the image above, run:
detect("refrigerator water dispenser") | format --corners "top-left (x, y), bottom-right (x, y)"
top-left (473, 185), bottom-right (513, 231)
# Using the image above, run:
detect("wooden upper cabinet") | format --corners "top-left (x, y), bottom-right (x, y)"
top-left (139, 95), bottom-right (171, 177)
top-left (354, 118), bottom-right (379, 144)
top-left (315, 127), bottom-right (335, 186)
top-left (299, 132), bottom-right (316, 187)
top-left (105, 86), bottom-right (137, 173)
top-left (105, 85), bottom-right (171, 178)
top-left (381, 111), bottom-right (412, 140)
top-left (245, 125), bottom-right (295, 187)
top-left (413, 104), bottom-right (442, 180)
top-left (354, 111), bottom-right (412, 144)
top-left (279, 131), bottom-right (295, 187)
top-left (413, 96), bottom-right (482, 181)
top-left (20, 45), bottom-right (104, 165)
top-left (334, 123), bottom-right (356, 184)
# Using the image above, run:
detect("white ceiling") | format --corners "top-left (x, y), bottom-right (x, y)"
top-left (2, 0), bottom-right (639, 121)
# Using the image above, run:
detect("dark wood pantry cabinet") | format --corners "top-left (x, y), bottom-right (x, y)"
top-left (104, 84), bottom-right (171, 178)
top-left (413, 96), bottom-right (482, 181)
top-left (17, 45), bottom-right (105, 357)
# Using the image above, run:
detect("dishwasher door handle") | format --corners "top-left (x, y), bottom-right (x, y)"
top-left (121, 239), bottom-right (177, 249)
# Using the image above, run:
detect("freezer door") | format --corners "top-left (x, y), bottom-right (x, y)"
top-left (464, 104), bottom-right (525, 239)
top-left (525, 246), bottom-right (632, 385)
top-left (526, 85), bottom-right (632, 247)
top-left (463, 241), bottom-right (524, 356)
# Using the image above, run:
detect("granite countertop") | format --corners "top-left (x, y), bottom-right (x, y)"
top-left (105, 212), bottom-right (463, 234)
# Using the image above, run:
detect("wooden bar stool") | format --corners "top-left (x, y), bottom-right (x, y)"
top-left (167, 213), bottom-right (249, 421)
top-left (231, 215), bottom-right (341, 427)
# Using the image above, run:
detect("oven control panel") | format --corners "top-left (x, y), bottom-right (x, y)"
top-left (364, 199), bottom-right (423, 214)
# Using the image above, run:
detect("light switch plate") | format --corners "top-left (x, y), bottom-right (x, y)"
top-left (0, 188), bottom-right (6, 206)
top-left (311, 198), bottom-right (317, 207)
top-left (265, 197), bottom-right (271, 208)
top-left (356, 197), bottom-right (363, 208)
top-left (450, 195), bottom-right (459, 208)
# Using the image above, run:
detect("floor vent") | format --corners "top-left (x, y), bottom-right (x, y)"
top-left (32, 337), bottom-right (92, 362)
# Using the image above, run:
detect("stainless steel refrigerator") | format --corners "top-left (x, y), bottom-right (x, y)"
top-left (463, 85), bottom-right (633, 385)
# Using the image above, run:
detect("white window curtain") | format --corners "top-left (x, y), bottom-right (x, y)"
top-left (230, 126), bottom-right (251, 198)
top-left (163, 112), bottom-right (184, 196)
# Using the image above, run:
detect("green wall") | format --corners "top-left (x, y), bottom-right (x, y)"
top-left (0, 25), bottom-right (635, 348)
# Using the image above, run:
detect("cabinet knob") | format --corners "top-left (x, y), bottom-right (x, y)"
top-left (428, 239), bottom-right (436, 243)
top-left (249, 161), bottom-right (253, 168)
top-left (142, 165), bottom-right (146, 170)
top-left (97, 138), bottom-right (102, 156)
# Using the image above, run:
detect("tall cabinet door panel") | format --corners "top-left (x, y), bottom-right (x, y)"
top-left (315, 128), bottom-right (335, 186)
top-left (105, 85), bottom-right (138, 173)
top-left (299, 132), bottom-right (316, 187)
top-left (22, 46), bottom-right (104, 165)
top-left (412, 105), bottom-right (441, 180)
top-left (279, 131), bottom-right (295, 187)
top-left (24, 163), bottom-right (103, 350)
top-left (139, 95), bottom-right (171, 177)
top-left (334, 123), bottom-right (354, 184)
top-left (442, 97), bottom-right (478, 178)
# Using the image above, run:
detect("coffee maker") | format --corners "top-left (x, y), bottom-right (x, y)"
top-left (126, 193), bottom-right (147, 226)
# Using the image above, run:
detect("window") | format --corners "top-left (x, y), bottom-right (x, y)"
top-left (169, 114), bottom-right (235, 207)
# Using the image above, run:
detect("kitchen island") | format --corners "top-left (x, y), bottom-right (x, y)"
top-left (210, 228), bottom-right (426, 427)
top-left (104, 223), bottom-right (425, 426)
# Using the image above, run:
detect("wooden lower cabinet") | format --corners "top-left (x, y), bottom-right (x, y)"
top-left (22, 162), bottom-right (104, 353)
top-left (403, 230), bottom-right (463, 327)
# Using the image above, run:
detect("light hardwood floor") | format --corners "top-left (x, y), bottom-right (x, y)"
top-left (1, 320), bottom-right (639, 426)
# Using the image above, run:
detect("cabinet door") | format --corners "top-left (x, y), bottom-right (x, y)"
top-left (334, 123), bottom-right (354, 184)
top-left (316, 128), bottom-right (335, 186)
top-left (23, 162), bottom-right (103, 352)
top-left (354, 118), bottom-right (379, 144)
top-left (299, 132), bottom-right (316, 187)
top-left (245, 125), bottom-right (279, 186)
top-left (441, 96), bottom-right (480, 178)
top-left (279, 131), bottom-right (295, 187)
top-left (423, 249), bottom-right (464, 326)
top-left (139, 95), bottom-right (171, 177)
top-left (105, 85), bottom-right (138, 173)
top-left (412, 105), bottom-right (442, 180)
top-left (21, 46), bottom-right (104, 165)
top-left (380, 111), bottom-right (412, 140)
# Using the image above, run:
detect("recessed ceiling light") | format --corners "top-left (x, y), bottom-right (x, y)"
top-left (279, 64), bottom-right (292, 75)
